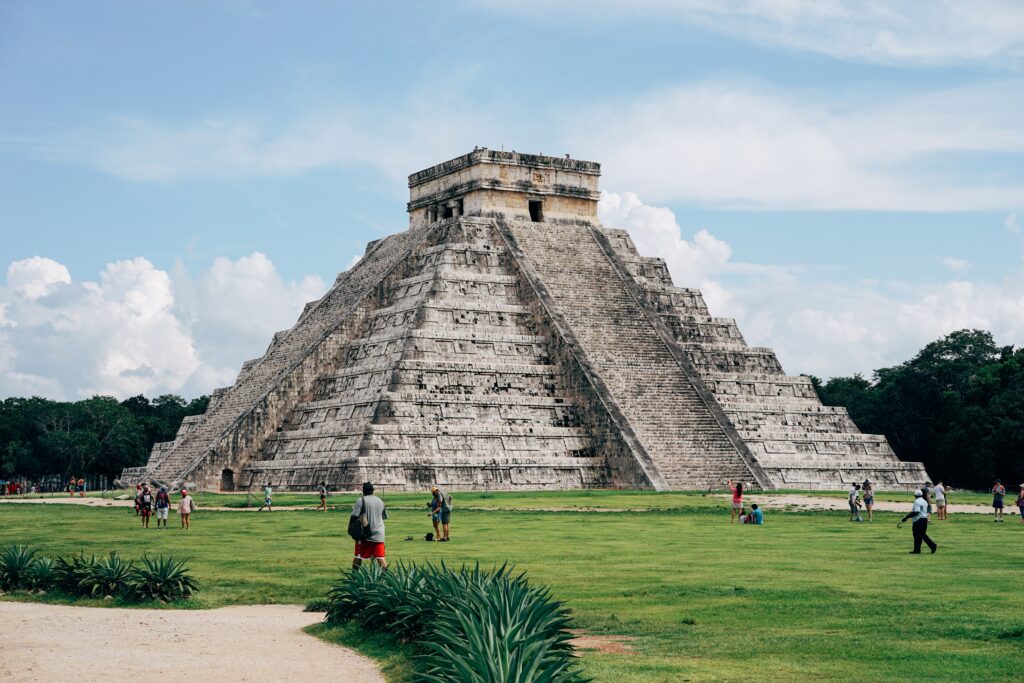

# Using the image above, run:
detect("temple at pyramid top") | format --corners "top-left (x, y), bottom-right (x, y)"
top-left (407, 149), bottom-right (602, 229)
top-left (121, 149), bottom-right (929, 493)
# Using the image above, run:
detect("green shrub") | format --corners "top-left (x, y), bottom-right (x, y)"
top-left (129, 555), bottom-right (198, 602)
top-left (325, 563), bottom-right (585, 682)
top-left (0, 544), bottom-right (40, 590)
top-left (53, 554), bottom-right (96, 595)
top-left (80, 552), bottom-right (134, 598)
top-left (25, 556), bottom-right (55, 591)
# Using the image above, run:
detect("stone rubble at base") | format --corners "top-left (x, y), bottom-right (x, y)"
top-left (122, 149), bottom-right (929, 492)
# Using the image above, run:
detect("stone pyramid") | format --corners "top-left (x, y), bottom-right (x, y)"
top-left (123, 150), bottom-right (929, 492)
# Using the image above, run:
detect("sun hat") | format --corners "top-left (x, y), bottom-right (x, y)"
top-left (181, 489), bottom-right (188, 495)
top-left (914, 489), bottom-right (923, 497)
top-left (431, 486), bottom-right (438, 493)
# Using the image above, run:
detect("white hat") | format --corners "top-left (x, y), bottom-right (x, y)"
top-left (914, 489), bottom-right (923, 497)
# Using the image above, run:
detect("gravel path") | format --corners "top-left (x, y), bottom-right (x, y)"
top-left (0, 603), bottom-right (383, 683)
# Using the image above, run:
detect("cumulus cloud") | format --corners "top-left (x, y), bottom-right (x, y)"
top-left (484, 0), bottom-right (1024, 66)
top-left (598, 192), bottom-right (1024, 378)
top-left (0, 253), bottom-right (328, 400)
top-left (571, 82), bottom-right (1024, 211)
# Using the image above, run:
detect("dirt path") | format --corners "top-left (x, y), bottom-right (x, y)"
top-left (0, 603), bottom-right (382, 683)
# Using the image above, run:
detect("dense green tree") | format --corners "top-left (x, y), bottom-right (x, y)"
top-left (817, 330), bottom-right (1023, 489)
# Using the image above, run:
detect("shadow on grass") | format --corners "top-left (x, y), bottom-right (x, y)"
top-left (304, 620), bottom-right (416, 683)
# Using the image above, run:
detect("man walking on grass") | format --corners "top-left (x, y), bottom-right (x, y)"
top-left (258, 481), bottom-right (273, 512)
top-left (900, 489), bottom-right (937, 554)
top-left (352, 482), bottom-right (388, 570)
top-left (848, 482), bottom-right (863, 522)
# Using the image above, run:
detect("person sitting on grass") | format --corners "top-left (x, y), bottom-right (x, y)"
top-left (318, 481), bottom-right (328, 512)
top-left (738, 507), bottom-right (749, 524)
top-left (751, 504), bottom-right (764, 525)
top-left (258, 482), bottom-right (273, 512)
top-left (179, 489), bottom-right (195, 530)
top-left (728, 479), bottom-right (744, 523)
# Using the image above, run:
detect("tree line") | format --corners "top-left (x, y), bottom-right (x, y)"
top-left (812, 329), bottom-right (1024, 490)
top-left (0, 394), bottom-right (208, 481)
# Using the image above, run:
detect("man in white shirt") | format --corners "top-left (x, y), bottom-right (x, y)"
top-left (848, 483), bottom-right (863, 522)
top-left (900, 489), bottom-right (937, 554)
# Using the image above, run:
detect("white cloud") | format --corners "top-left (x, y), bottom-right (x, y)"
top-left (941, 257), bottom-right (971, 273)
top-left (598, 192), bottom-right (1024, 378)
top-left (571, 82), bottom-right (1024, 211)
top-left (1008, 211), bottom-right (1021, 234)
top-left (0, 253), bottom-right (329, 400)
top-left (484, 0), bottom-right (1024, 66)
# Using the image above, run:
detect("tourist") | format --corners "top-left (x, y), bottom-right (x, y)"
top-left (78, 477), bottom-right (86, 497)
top-left (848, 482), bottom-right (863, 522)
top-left (922, 481), bottom-right (933, 514)
top-left (139, 484), bottom-right (153, 528)
top-left (433, 486), bottom-right (452, 542)
top-left (317, 482), bottom-right (328, 512)
top-left (899, 489), bottom-right (937, 554)
top-left (934, 480), bottom-right (947, 521)
top-left (179, 489), bottom-right (196, 530)
top-left (428, 489), bottom-right (442, 541)
top-left (351, 482), bottom-right (388, 570)
top-left (154, 485), bottom-right (170, 530)
top-left (1016, 485), bottom-right (1024, 525)
top-left (862, 480), bottom-right (875, 522)
top-left (727, 480), bottom-right (744, 523)
top-left (258, 482), bottom-right (273, 512)
top-left (68, 476), bottom-right (76, 498)
top-left (751, 503), bottom-right (764, 525)
top-left (739, 507), bottom-right (749, 524)
top-left (992, 479), bottom-right (1006, 522)
top-left (134, 483), bottom-right (143, 516)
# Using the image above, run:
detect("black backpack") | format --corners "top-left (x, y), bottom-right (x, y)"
top-left (347, 497), bottom-right (368, 541)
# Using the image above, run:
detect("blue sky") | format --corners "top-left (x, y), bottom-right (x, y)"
top-left (1, 1), bottom-right (1023, 399)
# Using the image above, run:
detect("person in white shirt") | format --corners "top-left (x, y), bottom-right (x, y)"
top-left (934, 481), bottom-right (947, 520)
top-left (848, 483), bottom-right (863, 522)
top-left (900, 490), bottom-right (937, 554)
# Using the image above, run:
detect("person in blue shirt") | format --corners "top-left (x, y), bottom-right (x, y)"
top-left (900, 489), bottom-right (937, 554)
top-left (750, 504), bottom-right (764, 525)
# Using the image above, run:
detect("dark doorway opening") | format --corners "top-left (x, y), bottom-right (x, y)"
top-left (221, 469), bottom-right (234, 492)
top-left (529, 200), bottom-right (544, 223)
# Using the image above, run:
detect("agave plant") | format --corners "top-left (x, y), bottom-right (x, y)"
top-left (80, 552), bottom-right (134, 598)
top-left (53, 554), bottom-right (96, 596)
top-left (24, 556), bottom-right (55, 591)
top-left (129, 555), bottom-right (198, 602)
top-left (0, 544), bottom-right (40, 590)
top-left (324, 562), bottom-right (585, 682)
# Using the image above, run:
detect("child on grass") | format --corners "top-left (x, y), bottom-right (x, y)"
top-left (179, 489), bottom-right (195, 530)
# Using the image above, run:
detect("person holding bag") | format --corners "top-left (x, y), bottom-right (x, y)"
top-left (348, 482), bottom-right (388, 570)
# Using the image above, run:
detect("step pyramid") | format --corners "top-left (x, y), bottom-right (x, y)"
top-left (123, 149), bottom-right (929, 492)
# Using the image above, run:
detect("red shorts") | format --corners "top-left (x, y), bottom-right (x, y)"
top-left (354, 541), bottom-right (385, 559)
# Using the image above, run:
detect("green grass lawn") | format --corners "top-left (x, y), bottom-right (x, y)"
top-left (1, 494), bottom-right (1021, 682)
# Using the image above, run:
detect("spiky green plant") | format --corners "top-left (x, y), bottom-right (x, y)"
top-left (324, 562), bottom-right (586, 682)
top-left (53, 554), bottom-right (95, 595)
top-left (25, 556), bottom-right (55, 591)
top-left (0, 544), bottom-right (39, 590)
top-left (129, 555), bottom-right (198, 602)
top-left (80, 552), bottom-right (133, 598)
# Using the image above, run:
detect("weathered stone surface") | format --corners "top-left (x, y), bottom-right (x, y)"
top-left (125, 150), bottom-right (928, 491)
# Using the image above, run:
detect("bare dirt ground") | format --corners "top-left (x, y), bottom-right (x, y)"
top-left (0, 602), bottom-right (382, 683)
